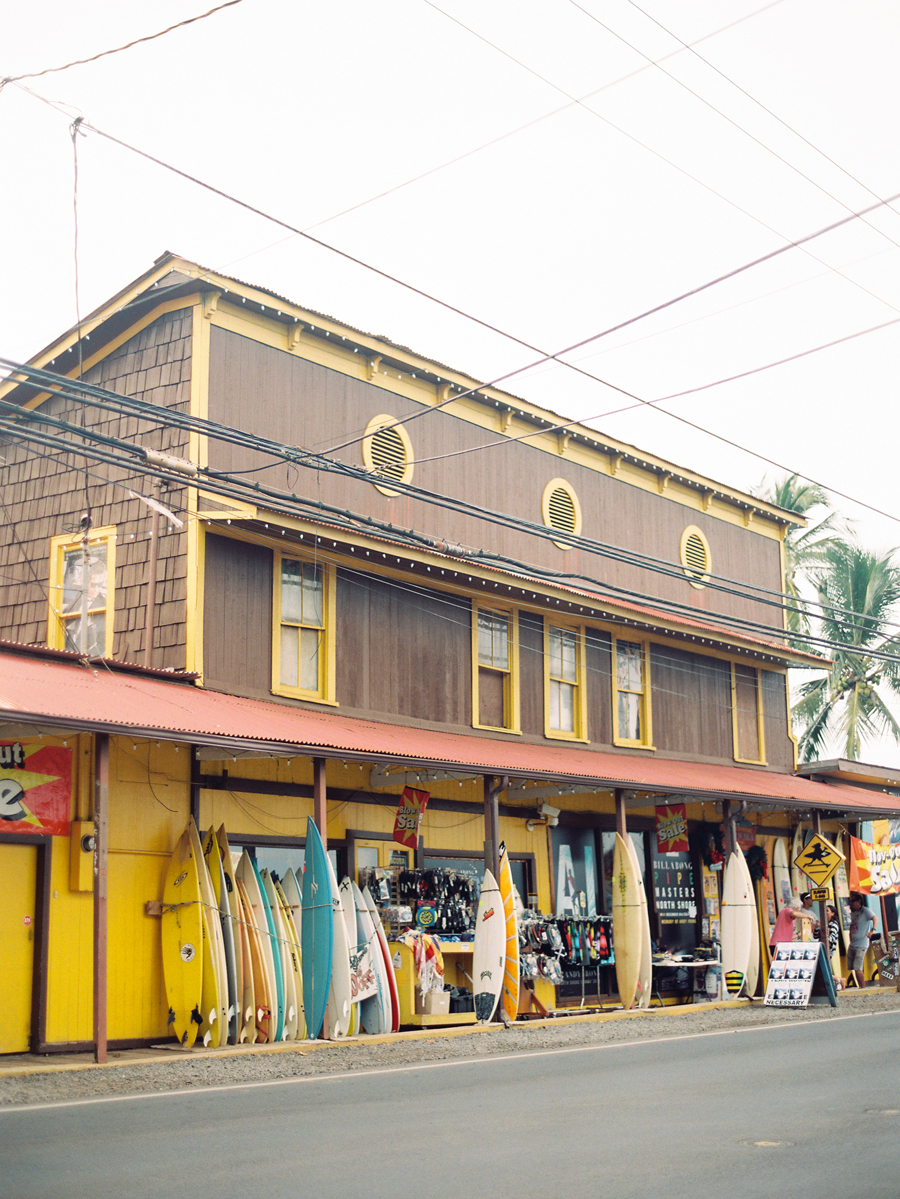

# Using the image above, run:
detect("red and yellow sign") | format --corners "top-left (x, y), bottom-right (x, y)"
top-left (0, 742), bottom-right (72, 836)
top-left (849, 836), bottom-right (900, 897)
top-left (393, 786), bottom-right (430, 849)
top-left (656, 802), bottom-right (688, 853)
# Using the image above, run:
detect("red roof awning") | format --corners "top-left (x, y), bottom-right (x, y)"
top-left (0, 647), bottom-right (896, 816)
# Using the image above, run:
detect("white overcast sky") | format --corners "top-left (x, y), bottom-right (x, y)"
top-left (3, 0), bottom-right (900, 761)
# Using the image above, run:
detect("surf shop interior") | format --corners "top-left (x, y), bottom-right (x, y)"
top-left (4, 646), bottom-right (900, 1061)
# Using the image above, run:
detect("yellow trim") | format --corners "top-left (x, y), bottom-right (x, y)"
top-left (731, 662), bottom-right (767, 765)
top-left (471, 604), bottom-right (521, 734)
top-left (47, 525), bottom-right (117, 657)
top-left (611, 634), bottom-right (654, 750)
top-left (543, 620), bottom-right (587, 742)
top-left (271, 551), bottom-right (337, 706)
top-left (541, 478), bottom-right (583, 550)
top-left (680, 524), bottom-right (711, 589)
top-left (361, 414), bottom-right (414, 497)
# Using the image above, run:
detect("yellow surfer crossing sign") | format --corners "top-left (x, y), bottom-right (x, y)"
top-left (793, 833), bottom-right (843, 886)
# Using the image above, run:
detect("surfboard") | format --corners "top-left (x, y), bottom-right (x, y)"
top-left (497, 842), bottom-right (520, 1024)
top-left (188, 819), bottom-right (228, 1047)
top-left (236, 876), bottom-right (269, 1042)
top-left (473, 869), bottom-right (505, 1022)
top-left (624, 835), bottom-right (653, 1010)
top-left (611, 833), bottom-right (643, 1009)
top-left (720, 852), bottom-right (753, 995)
top-left (790, 824), bottom-right (806, 902)
top-left (252, 860), bottom-right (286, 1040)
top-left (761, 836), bottom-right (777, 944)
top-left (772, 837), bottom-right (792, 914)
top-left (756, 876), bottom-right (772, 979)
top-left (324, 857), bottom-right (352, 1038)
top-left (203, 827), bottom-right (239, 1044)
top-left (215, 825), bottom-right (247, 1042)
top-left (274, 874), bottom-right (306, 1040)
top-left (262, 869), bottom-right (297, 1040)
top-left (352, 881), bottom-right (391, 1035)
top-left (339, 878), bottom-right (362, 1036)
top-left (363, 886), bottom-right (400, 1033)
top-left (301, 817), bottom-right (333, 1041)
top-left (161, 825), bottom-right (204, 1048)
top-left (833, 830), bottom-right (852, 954)
top-left (737, 850), bottom-right (760, 998)
top-left (237, 851), bottom-right (278, 1043)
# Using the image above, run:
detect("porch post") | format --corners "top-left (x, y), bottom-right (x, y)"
top-left (811, 809), bottom-right (829, 955)
top-left (92, 733), bottom-right (109, 1065)
top-left (483, 775), bottom-right (500, 879)
top-left (615, 788), bottom-right (627, 840)
top-left (722, 799), bottom-right (735, 858)
top-left (313, 757), bottom-right (327, 850)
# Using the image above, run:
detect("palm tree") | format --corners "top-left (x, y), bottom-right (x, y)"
top-left (756, 473), bottom-right (845, 642)
top-left (793, 540), bottom-right (900, 762)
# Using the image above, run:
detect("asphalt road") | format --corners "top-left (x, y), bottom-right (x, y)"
top-left (2, 1011), bottom-right (898, 1199)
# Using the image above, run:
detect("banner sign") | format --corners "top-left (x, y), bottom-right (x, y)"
top-left (655, 803), bottom-right (688, 853)
top-left (849, 836), bottom-right (900, 897)
top-left (0, 742), bottom-right (72, 837)
top-left (393, 786), bottom-right (430, 849)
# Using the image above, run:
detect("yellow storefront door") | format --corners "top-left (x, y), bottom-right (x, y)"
top-left (0, 843), bottom-right (37, 1054)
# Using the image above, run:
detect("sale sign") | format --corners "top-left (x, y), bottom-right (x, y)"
top-left (655, 802), bottom-right (688, 853)
top-left (393, 786), bottom-right (430, 849)
top-left (849, 835), bottom-right (900, 897)
top-left (0, 742), bottom-right (72, 836)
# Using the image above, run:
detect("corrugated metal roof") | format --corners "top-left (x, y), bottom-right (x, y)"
top-left (0, 648), bottom-right (894, 816)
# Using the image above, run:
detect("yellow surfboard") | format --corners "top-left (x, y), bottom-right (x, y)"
top-left (161, 826), bottom-right (203, 1048)
top-left (189, 820), bottom-right (228, 1047)
top-left (612, 834), bottom-right (644, 1009)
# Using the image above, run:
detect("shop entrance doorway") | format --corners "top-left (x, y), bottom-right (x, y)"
top-left (0, 842), bottom-right (36, 1053)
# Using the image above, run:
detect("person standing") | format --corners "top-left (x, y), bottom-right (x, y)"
top-left (769, 898), bottom-right (814, 951)
top-left (845, 892), bottom-right (877, 989)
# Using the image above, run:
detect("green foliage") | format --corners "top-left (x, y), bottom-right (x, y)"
top-left (793, 540), bottom-right (900, 762)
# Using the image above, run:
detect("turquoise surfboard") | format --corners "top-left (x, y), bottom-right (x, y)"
top-left (301, 817), bottom-right (333, 1040)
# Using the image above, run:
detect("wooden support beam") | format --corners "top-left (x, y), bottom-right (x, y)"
top-left (313, 756), bottom-right (327, 850)
top-left (483, 775), bottom-right (500, 880)
top-left (615, 788), bottom-right (627, 841)
top-left (93, 733), bottom-right (109, 1065)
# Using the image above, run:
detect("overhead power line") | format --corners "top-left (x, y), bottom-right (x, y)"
top-left (1, 0), bottom-right (246, 83)
top-left (4, 360), bottom-right (900, 652)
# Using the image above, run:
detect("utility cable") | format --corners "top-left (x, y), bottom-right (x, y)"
top-left (3, 393), bottom-right (898, 657)
top-left (2, 0), bottom-right (246, 83)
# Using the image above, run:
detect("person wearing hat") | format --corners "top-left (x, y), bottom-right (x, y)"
top-left (845, 892), bottom-right (877, 989)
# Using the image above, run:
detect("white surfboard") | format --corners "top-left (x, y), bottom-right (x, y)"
top-left (324, 858), bottom-right (352, 1039)
top-left (772, 837), bottom-right (791, 914)
top-left (473, 870), bottom-right (505, 1023)
top-left (261, 869), bottom-right (298, 1040)
top-left (736, 850), bottom-right (760, 997)
top-left (363, 886), bottom-right (400, 1033)
top-left (352, 881), bottom-right (391, 1035)
top-left (721, 852), bottom-right (753, 993)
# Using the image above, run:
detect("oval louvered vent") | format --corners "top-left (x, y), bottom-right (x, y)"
top-left (548, 486), bottom-right (577, 535)
top-left (681, 527), bottom-right (710, 585)
top-left (370, 425), bottom-right (406, 482)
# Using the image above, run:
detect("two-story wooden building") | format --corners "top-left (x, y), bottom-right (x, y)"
top-left (2, 252), bottom-right (897, 1055)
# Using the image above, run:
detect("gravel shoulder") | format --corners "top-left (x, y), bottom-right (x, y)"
top-left (3, 990), bottom-right (898, 1108)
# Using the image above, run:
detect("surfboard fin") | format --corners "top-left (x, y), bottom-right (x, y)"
top-left (191, 1005), bottom-right (202, 1026)
top-left (167, 1007), bottom-right (176, 1026)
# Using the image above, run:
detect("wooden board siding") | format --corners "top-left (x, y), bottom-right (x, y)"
top-left (761, 670), bottom-right (795, 770)
top-left (518, 612), bottom-right (545, 737)
top-left (650, 645), bottom-right (733, 761)
top-left (207, 326), bottom-right (786, 641)
top-left (0, 311), bottom-right (192, 668)
top-left (585, 628), bottom-right (613, 746)
top-left (202, 533), bottom-right (272, 695)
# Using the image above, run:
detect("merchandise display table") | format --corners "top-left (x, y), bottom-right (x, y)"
top-left (391, 939), bottom-right (478, 1028)
top-left (651, 955), bottom-right (722, 1005)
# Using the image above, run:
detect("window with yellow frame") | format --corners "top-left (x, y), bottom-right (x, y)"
top-left (731, 661), bottom-right (766, 763)
top-left (544, 621), bottom-right (586, 740)
top-left (272, 552), bottom-right (336, 704)
top-left (472, 605), bottom-right (520, 733)
top-left (612, 636), bottom-right (653, 747)
top-left (48, 526), bottom-right (116, 657)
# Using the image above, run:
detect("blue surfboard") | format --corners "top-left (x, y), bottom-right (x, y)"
top-left (301, 817), bottom-right (333, 1040)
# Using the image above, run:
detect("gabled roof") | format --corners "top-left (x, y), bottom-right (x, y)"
top-left (0, 252), bottom-right (804, 533)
